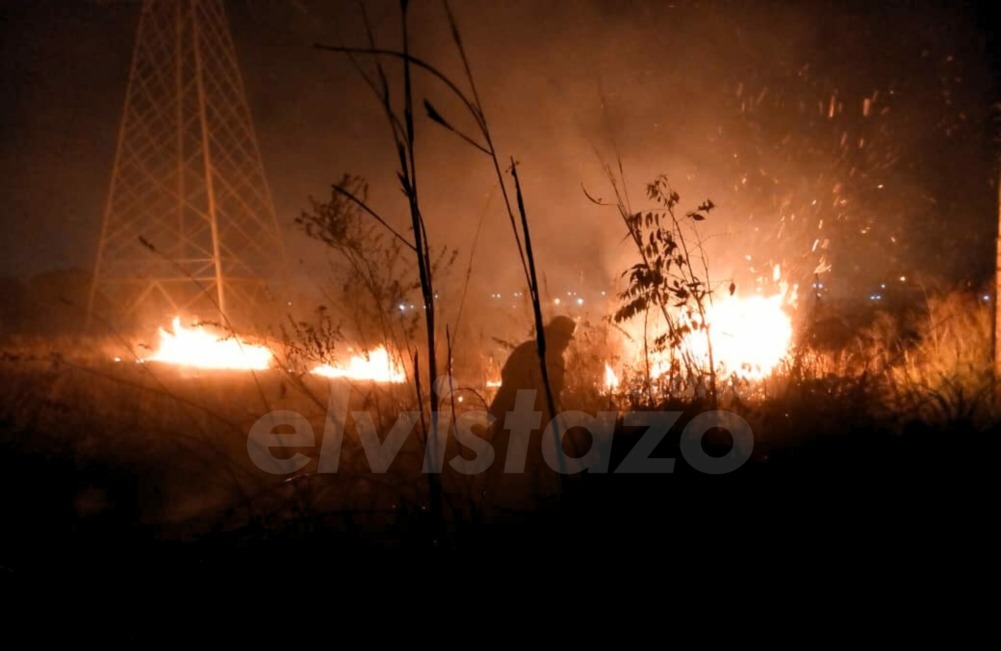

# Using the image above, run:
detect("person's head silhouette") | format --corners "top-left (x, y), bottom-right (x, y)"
top-left (543, 315), bottom-right (576, 350)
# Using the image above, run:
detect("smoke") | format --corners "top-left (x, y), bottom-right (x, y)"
top-left (245, 0), bottom-right (997, 309)
top-left (1, 0), bottom-right (996, 336)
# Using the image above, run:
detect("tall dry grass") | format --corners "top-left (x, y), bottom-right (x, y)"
top-left (782, 288), bottom-right (997, 430)
top-left (879, 291), bottom-right (996, 426)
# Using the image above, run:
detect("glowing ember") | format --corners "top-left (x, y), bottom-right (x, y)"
top-left (604, 363), bottom-right (620, 392)
top-left (148, 317), bottom-right (273, 370)
top-left (311, 347), bottom-right (406, 383)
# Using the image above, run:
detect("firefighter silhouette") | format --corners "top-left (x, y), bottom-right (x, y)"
top-left (483, 315), bottom-right (577, 512)
top-left (487, 315), bottom-right (576, 424)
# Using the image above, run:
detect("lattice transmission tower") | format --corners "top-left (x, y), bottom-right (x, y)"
top-left (88, 0), bottom-right (285, 330)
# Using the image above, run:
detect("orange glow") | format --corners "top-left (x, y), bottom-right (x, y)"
top-left (311, 347), bottom-right (406, 383)
top-left (148, 317), bottom-right (273, 370)
top-left (680, 294), bottom-right (793, 380)
top-left (618, 266), bottom-right (796, 382)
top-left (604, 363), bottom-right (620, 392)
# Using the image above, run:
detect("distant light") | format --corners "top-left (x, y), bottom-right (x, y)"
top-left (869, 294), bottom-right (883, 301)
top-left (880, 283), bottom-right (886, 289)
top-left (554, 298), bottom-right (561, 305)
top-left (600, 291), bottom-right (606, 296)
top-left (576, 297), bottom-right (584, 306)
top-left (899, 276), bottom-right (907, 282)
top-left (113, 356), bottom-right (122, 363)
top-left (877, 184), bottom-right (884, 189)
top-left (398, 304), bottom-right (406, 311)
top-left (982, 294), bottom-right (991, 302)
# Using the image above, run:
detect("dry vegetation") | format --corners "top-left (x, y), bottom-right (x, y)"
top-left (2, 2), bottom-right (996, 576)
top-left (1, 286), bottom-right (998, 568)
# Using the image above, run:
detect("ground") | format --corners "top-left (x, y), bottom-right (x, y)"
top-left (0, 348), bottom-right (996, 586)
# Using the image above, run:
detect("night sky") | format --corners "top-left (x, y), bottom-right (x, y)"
top-left (2, 0), bottom-right (998, 310)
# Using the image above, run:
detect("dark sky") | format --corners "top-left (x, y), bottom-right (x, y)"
top-left (2, 0), bottom-right (998, 305)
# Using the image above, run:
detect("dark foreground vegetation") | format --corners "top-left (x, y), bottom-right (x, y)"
top-left (3, 2), bottom-right (996, 590)
top-left (1, 315), bottom-right (996, 585)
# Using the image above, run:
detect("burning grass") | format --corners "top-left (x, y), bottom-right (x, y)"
top-left (148, 317), bottom-right (274, 371)
top-left (1, 285), bottom-right (998, 570)
top-left (4, 1), bottom-right (997, 574)
top-left (311, 347), bottom-right (406, 383)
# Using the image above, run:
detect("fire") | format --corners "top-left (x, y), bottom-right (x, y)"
top-left (681, 294), bottom-right (793, 380)
top-left (604, 363), bottom-right (620, 392)
top-left (616, 265), bottom-right (796, 383)
top-left (311, 347), bottom-right (406, 383)
top-left (144, 317), bottom-right (405, 382)
top-left (148, 317), bottom-right (273, 370)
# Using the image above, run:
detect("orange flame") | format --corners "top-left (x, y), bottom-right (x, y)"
top-left (604, 363), bottom-right (620, 393)
top-left (618, 265), bottom-right (796, 382)
top-left (311, 347), bottom-right (406, 383)
top-left (681, 294), bottom-right (793, 380)
top-left (147, 317), bottom-right (273, 370)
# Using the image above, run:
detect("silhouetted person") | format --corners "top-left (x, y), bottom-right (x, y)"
top-left (483, 315), bottom-right (577, 513)
top-left (487, 315), bottom-right (576, 426)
